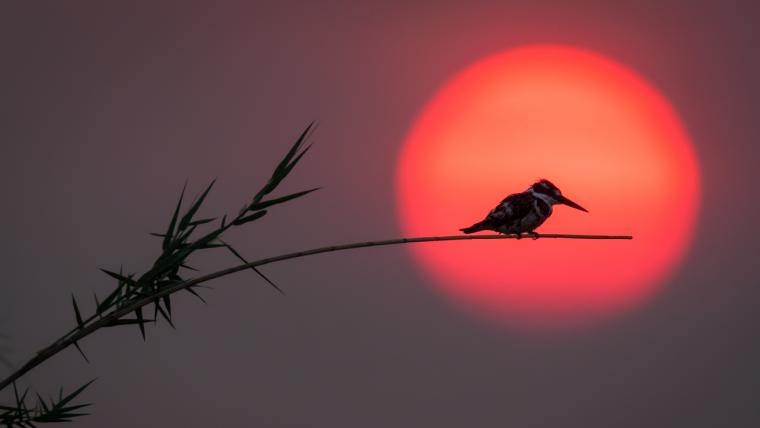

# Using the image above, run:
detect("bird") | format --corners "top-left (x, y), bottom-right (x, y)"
top-left (460, 179), bottom-right (588, 238)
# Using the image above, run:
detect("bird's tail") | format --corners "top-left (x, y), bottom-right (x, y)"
top-left (460, 220), bottom-right (490, 234)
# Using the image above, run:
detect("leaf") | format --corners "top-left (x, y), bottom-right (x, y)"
top-left (280, 143), bottom-right (313, 180)
top-left (188, 217), bottom-right (217, 227)
top-left (57, 380), bottom-right (95, 408)
top-left (253, 122), bottom-right (314, 202)
top-left (12, 383), bottom-right (22, 408)
top-left (99, 269), bottom-right (136, 286)
top-left (97, 267), bottom-right (129, 313)
top-left (35, 394), bottom-right (49, 414)
top-left (248, 187), bottom-right (320, 211)
top-left (72, 341), bottom-right (89, 363)
top-left (192, 229), bottom-right (224, 250)
top-left (154, 302), bottom-right (175, 329)
top-left (185, 286), bottom-right (207, 304)
top-left (274, 123), bottom-right (313, 178)
top-left (178, 180), bottom-right (216, 232)
top-left (32, 379), bottom-right (96, 423)
top-left (92, 292), bottom-right (100, 313)
top-left (220, 240), bottom-right (284, 294)
top-left (135, 307), bottom-right (146, 340)
top-left (163, 182), bottom-right (187, 251)
top-left (199, 242), bottom-right (225, 249)
top-left (231, 210), bottom-right (267, 226)
top-left (103, 318), bottom-right (155, 327)
top-left (71, 295), bottom-right (84, 329)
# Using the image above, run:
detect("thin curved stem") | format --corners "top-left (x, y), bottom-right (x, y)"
top-left (0, 233), bottom-right (631, 391)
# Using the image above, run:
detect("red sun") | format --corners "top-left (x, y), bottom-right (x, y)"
top-left (396, 45), bottom-right (700, 331)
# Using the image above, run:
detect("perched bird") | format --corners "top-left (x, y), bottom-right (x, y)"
top-left (460, 179), bottom-right (588, 237)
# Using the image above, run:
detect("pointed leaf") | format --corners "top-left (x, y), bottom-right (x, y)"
top-left (231, 210), bottom-right (267, 226)
top-left (178, 180), bottom-right (215, 232)
top-left (71, 295), bottom-right (84, 328)
top-left (273, 123), bottom-right (313, 178)
top-left (248, 187), bottom-right (320, 211)
top-left (154, 303), bottom-right (175, 329)
top-left (185, 286), bottom-right (207, 304)
top-left (179, 263), bottom-right (198, 272)
top-left (220, 240), bottom-right (284, 294)
top-left (104, 318), bottom-right (155, 327)
top-left (281, 143), bottom-right (313, 178)
top-left (188, 217), bottom-right (216, 226)
top-left (72, 341), bottom-right (89, 363)
top-left (200, 242), bottom-right (225, 249)
top-left (164, 182), bottom-right (187, 251)
top-left (54, 379), bottom-right (95, 409)
top-left (92, 292), bottom-right (100, 313)
top-left (135, 307), bottom-right (146, 340)
top-left (253, 122), bottom-right (314, 201)
top-left (100, 269), bottom-right (136, 285)
top-left (35, 394), bottom-right (49, 414)
top-left (54, 403), bottom-right (91, 413)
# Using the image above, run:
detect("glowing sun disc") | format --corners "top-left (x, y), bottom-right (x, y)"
top-left (395, 45), bottom-right (700, 331)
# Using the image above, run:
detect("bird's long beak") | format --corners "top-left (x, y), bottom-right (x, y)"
top-left (558, 195), bottom-right (588, 212)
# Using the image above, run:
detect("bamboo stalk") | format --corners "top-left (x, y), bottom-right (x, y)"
top-left (0, 232), bottom-right (631, 391)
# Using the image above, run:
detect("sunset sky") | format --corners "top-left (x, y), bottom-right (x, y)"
top-left (1, 1), bottom-right (759, 427)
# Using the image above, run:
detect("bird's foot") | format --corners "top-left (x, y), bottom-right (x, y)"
top-left (513, 233), bottom-right (522, 240)
top-left (528, 232), bottom-right (540, 240)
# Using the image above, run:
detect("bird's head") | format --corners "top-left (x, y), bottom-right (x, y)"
top-left (529, 179), bottom-right (588, 212)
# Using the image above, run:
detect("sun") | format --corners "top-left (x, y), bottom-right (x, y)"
top-left (396, 45), bottom-right (700, 331)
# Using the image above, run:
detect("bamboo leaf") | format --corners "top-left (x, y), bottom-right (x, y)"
top-left (220, 240), bottom-right (284, 294)
top-left (103, 318), bottom-right (155, 327)
top-left (163, 182), bottom-right (187, 251)
top-left (188, 217), bottom-right (217, 227)
top-left (248, 187), bottom-right (320, 211)
top-left (281, 143), bottom-right (313, 178)
top-left (154, 303), bottom-right (175, 329)
top-left (71, 295), bottom-right (84, 329)
top-left (185, 286), bottom-right (207, 304)
top-left (98, 267), bottom-right (129, 313)
top-left (72, 341), bottom-right (89, 363)
top-left (178, 180), bottom-right (216, 232)
top-left (92, 292), bottom-right (100, 313)
top-left (99, 269), bottom-right (136, 285)
top-left (179, 263), bottom-right (198, 272)
top-left (49, 379), bottom-right (95, 411)
top-left (135, 308), bottom-right (146, 340)
top-left (231, 210), bottom-right (267, 226)
top-left (200, 242), bottom-right (226, 249)
top-left (35, 394), bottom-right (49, 414)
top-left (274, 123), bottom-right (313, 177)
top-left (253, 122), bottom-right (314, 202)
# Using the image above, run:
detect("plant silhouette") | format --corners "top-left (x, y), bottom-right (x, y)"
top-left (0, 124), bottom-right (631, 425)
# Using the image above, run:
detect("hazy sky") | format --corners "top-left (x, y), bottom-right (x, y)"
top-left (1, 1), bottom-right (759, 427)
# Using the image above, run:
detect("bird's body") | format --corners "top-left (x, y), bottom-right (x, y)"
top-left (460, 179), bottom-right (587, 236)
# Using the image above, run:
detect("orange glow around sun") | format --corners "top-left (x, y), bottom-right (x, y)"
top-left (396, 45), bottom-right (700, 331)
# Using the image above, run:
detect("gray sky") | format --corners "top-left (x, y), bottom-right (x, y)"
top-left (1, 1), bottom-right (759, 427)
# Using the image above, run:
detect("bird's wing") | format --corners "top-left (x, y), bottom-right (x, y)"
top-left (486, 192), bottom-right (534, 224)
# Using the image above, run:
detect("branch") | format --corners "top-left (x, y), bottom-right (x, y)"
top-left (0, 232), bottom-right (630, 391)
